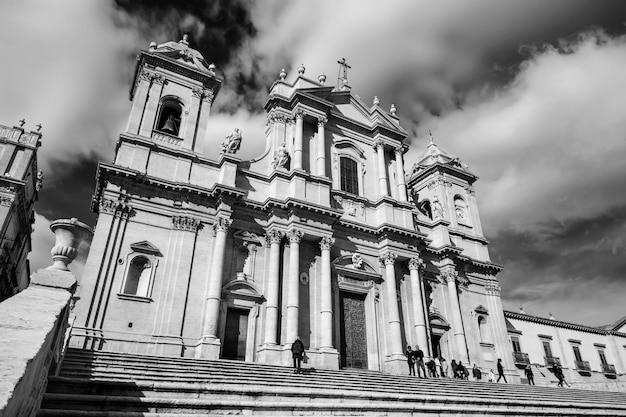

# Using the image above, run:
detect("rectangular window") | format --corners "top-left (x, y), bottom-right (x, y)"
top-left (572, 345), bottom-right (583, 362)
top-left (340, 157), bottom-right (359, 195)
top-left (511, 336), bottom-right (521, 353)
top-left (542, 341), bottom-right (553, 358)
top-left (598, 350), bottom-right (608, 365)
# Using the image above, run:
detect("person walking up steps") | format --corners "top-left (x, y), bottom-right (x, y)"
top-left (405, 345), bottom-right (416, 376)
top-left (496, 358), bottom-right (507, 383)
top-left (525, 364), bottom-right (535, 385)
top-left (291, 336), bottom-right (305, 374)
top-left (415, 345), bottom-right (427, 378)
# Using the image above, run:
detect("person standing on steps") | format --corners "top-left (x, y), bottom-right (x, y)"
top-left (439, 356), bottom-right (448, 377)
top-left (405, 345), bottom-right (416, 376)
top-left (488, 369), bottom-right (496, 382)
top-left (291, 336), bottom-right (305, 374)
top-left (450, 360), bottom-right (459, 378)
top-left (496, 358), bottom-right (507, 383)
top-left (434, 356), bottom-right (442, 378)
top-left (415, 345), bottom-right (427, 378)
top-left (525, 364), bottom-right (535, 385)
top-left (472, 364), bottom-right (482, 381)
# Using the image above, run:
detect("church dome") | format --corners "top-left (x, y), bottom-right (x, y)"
top-left (149, 34), bottom-right (215, 75)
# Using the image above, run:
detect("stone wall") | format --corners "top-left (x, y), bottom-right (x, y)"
top-left (0, 269), bottom-right (74, 417)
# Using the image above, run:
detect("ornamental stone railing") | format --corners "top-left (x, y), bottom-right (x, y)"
top-left (575, 360), bottom-right (592, 373)
top-left (544, 356), bottom-right (560, 367)
top-left (152, 129), bottom-right (183, 145)
top-left (512, 351), bottom-right (530, 366)
top-left (602, 363), bottom-right (617, 375)
top-left (0, 218), bottom-right (91, 417)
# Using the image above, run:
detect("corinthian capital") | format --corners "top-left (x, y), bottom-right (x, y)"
top-left (408, 257), bottom-right (425, 271)
top-left (439, 268), bottom-right (458, 283)
top-left (379, 252), bottom-right (397, 266)
top-left (294, 109), bottom-right (304, 120)
top-left (213, 216), bottom-right (232, 233)
top-left (319, 236), bottom-right (335, 251)
top-left (317, 116), bottom-right (328, 127)
top-left (287, 229), bottom-right (304, 244)
top-left (265, 230), bottom-right (283, 245)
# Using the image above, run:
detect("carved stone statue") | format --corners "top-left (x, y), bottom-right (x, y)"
top-left (221, 128), bottom-right (242, 155)
top-left (433, 198), bottom-right (444, 219)
top-left (272, 142), bottom-right (290, 169)
top-left (351, 253), bottom-right (363, 269)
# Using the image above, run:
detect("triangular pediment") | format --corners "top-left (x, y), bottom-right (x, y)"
top-left (130, 241), bottom-right (162, 256)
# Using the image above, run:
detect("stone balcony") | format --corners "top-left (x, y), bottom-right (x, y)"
top-left (575, 360), bottom-right (592, 375)
top-left (544, 355), bottom-right (560, 367)
top-left (602, 363), bottom-right (617, 378)
top-left (512, 351), bottom-right (530, 367)
top-left (151, 129), bottom-right (183, 146)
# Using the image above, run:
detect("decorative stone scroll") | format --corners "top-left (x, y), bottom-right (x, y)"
top-left (172, 215), bottom-right (201, 232)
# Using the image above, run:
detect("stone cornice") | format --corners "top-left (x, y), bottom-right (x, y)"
top-left (504, 311), bottom-right (626, 338)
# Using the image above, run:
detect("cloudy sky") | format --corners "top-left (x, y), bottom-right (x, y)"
top-left (1, 0), bottom-right (625, 327)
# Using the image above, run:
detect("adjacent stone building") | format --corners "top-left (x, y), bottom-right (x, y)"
top-left (69, 36), bottom-right (514, 376)
top-left (0, 122), bottom-right (42, 301)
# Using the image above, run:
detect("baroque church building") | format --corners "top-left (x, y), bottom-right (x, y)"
top-left (71, 36), bottom-right (514, 376)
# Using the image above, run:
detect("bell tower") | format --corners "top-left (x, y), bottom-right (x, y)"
top-left (124, 34), bottom-right (221, 153)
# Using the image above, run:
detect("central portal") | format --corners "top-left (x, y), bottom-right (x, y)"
top-left (222, 308), bottom-right (248, 360)
top-left (339, 291), bottom-right (368, 369)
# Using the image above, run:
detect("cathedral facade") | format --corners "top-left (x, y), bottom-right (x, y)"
top-left (70, 37), bottom-right (514, 376)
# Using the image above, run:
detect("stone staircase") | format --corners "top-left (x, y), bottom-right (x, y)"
top-left (37, 348), bottom-right (626, 416)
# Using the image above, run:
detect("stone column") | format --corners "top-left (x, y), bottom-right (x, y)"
top-left (408, 258), bottom-right (429, 354)
top-left (293, 111), bottom-right (304, 170)
top-left (316, 117), bottom-right (327, 176)
top-left (375, 141), bottom-right (389, 197)
top-left (440, 266), bottom-right (469, 364)
top-left (394, 147), bottom-right (408, 202)
top-left (139, 74), bottom-right (165, 138)
top-left (380, 252), bottom-right (403, 356)
top-left (126, 70), bottom-right (151, 135)
top-left (202, 216), bottom-right (231, 339)
top-left (319, 236), bottom-right (334, 348)
top-left (285, 229), bottom-right (304, 343)
top-left (263, 230), bottom-right (283, 345)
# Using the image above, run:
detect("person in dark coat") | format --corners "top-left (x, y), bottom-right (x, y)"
top-left (405, 345), bottom-right (416, 376)
top-left (496, 358), bottom-right (507, 383)
top-left (291, 336), bottom-right (305, 374)
top-left (525, 364), bottom-right (535, 385)
top-left (472, 364), bottom-right (482, 380)
top-left (450, 360), bottom-right (459, 378)
top-left (457, 362), bottom-right (467, 379)
top-left (415, 345), bottom-right (427, 378)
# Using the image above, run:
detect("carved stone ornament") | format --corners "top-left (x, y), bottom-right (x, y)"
top-left (265, 230), bottom-right (283, 245)
top-left (213, 216), bottom-right (232, 233)
top-left (220, 128), bottom-right (242, 155)
top-left (98, 198), bottom-right (133, 218)
top-left (35, 170), bottom-right (44, 192)
top-left (408, 257), bottom-right (425, 271)
top-left (317, 116), bottom-right (328, 127)
top-left (379, 252), bottom-right (397, 266)
top-left (0, 196), bottom-right (14, 207)
top-left (439, 268), bottom-right (458, 283)
top-left (432, 198), bottom-right (444, 220)
top-left (485, 282), bottom-right (501, 296)
top-left (319, 236), bottom-right (335, 251)
top-left (287, 229), bottom-right (304, 244)
top-left (271, 142), bottom-right (290, 169)
top-left (172, 215), bottom-right (201, 232)
top-left (351, 253), bottom-right (364, 269)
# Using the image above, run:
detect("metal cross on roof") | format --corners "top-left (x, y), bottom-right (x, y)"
top-left (337, 58), bottom-right (351, 90)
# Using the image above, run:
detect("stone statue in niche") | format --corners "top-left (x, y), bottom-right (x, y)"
top-left (272, 142), bottom-right (290, 169)
top-left (351, 253), bottom-right (363, 269)
top-left (455, 206), bottom-right (464, 220)
top-left (433, 198), bottom-right (444, 219)
top-left (221, 128), bottom-right (242, 154)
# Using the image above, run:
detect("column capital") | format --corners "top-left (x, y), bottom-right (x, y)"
top-left (139, 69), bottom-right (152, 82)
top-left (172, 215), bottom-right (201, 232)
top-left (264, 229), bottom-right (283, 245)
top-left (408, 257), bottom-right (425, 271)
top-left (294, 109), bottom-right (304, 120)
top-left (287, 229), bottom-right (304, 244)
top-left (439, 267), bottom-right (458, 283)
top-left (152, 74), bottom-right (166, 85)
top-left (319, 236), bottom-right (335, 251)
top-left (192, 87), bottom-right (204, 98)
top-left (202, 89), bottom-right (214, 103)
top-left (379, 252), bottom-right (397, 266)
top-left (394, 146), bottom-right (404, 156)
top-left (485, 282), bottom-right (501, 296)
top-left (373, 139), bottom-right (385, 150)
top-left (317, 116), bottom-right (328, 126)
top-left (213, 216), bottom-right (232, 234)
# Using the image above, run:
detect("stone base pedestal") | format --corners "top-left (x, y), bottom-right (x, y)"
top-left (383, 354), bottom-right (408, 375)
top-left (306, 347), bottom-right (339, 370)
top-left (195, 337), bottom-right (221, 359)
top-left (256, 344), bottom-right (285, 366)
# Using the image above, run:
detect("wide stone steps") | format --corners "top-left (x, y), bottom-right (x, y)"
top-left (36, 348), bottom-right (626, 416)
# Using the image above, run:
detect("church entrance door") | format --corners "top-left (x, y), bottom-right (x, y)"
top-left (222, 308), bottom-right (248, 360)
top-left (339, 291), bottom-right (368, 369)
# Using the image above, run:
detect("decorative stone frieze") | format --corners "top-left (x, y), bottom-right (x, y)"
top-left (319, 236), bottom-right (335, 251)
top-left (379, 252), bottom-right (397, 266)
top-left (485, 282), bottom-right (501, 296)
top-left (0, 196), bottom-right (14, 207)
top-left (172, 215), bottom-right (201, 232)
top-left (287, 229), bottom-right (304, 244)
top-left (439, 268), bottom-right (458, 283)
top-left (408, 257), bottom-right (425, 271)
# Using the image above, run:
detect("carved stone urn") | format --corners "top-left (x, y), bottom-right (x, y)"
top-left (48, 218), bottom-right (93, 271)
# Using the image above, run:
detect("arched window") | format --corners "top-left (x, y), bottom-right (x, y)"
top-left (340, 157), bottom-right (359, 195)
top-left (155, 98), bottom-right (183, 136)
top-left (123, 256), bottom-right (152, 297)
top-left (454, 195), bottom-right (468, 225)
top-left (478, 316), bottom-right (491, 343)
top-left (419, 200), bottom-right (433, 220)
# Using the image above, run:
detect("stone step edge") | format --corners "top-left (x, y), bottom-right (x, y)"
top-left (53, 370), bottom-right (624, 404)
top-left (39, 393), bottom-right (626, 416)
top-left (42, 382), bottom-right (626, 411)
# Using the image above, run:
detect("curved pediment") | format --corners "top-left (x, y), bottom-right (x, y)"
top-left (429, 312), bottom-right (450, 329)
top-left (222, 279), bottom-right (264, 303)
top-left (333, 254), bottom-right (377, 274)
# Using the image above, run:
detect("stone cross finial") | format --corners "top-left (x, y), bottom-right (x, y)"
top-left (35, 123), bottom-right (42, 132)
top-left (18, 119), bottom-right (25, 127)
